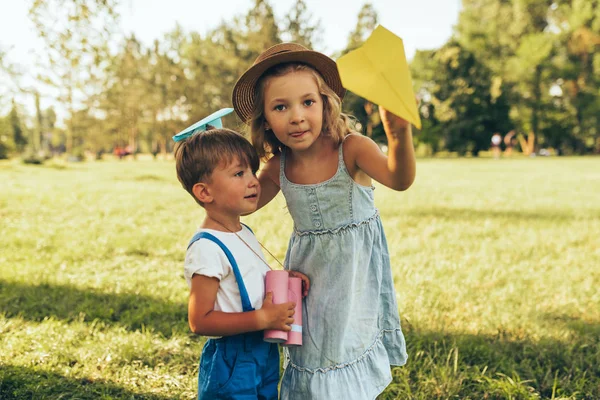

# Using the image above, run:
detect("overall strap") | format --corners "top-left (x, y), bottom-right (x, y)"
top-left (240, 223), bottom-right (253, 234)
top-left (187, 232), bottom-right (254, 312)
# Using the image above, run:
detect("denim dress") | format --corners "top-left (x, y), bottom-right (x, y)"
top-left (279, 143), bottom-right (408, 400)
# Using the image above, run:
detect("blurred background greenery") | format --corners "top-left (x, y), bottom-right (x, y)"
top-left (0, 0), bottom-right (598, 163)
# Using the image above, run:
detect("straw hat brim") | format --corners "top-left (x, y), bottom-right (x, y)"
top-left (232, 50), bottom-right (346, 124)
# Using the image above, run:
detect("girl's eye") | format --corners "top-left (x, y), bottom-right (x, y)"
top-left (274, 105), bottom-right (285, 111)
top-left (304, 99), bottom-right (315, 106)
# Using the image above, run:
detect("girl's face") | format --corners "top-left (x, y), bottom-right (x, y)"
top-left (262, 70), bottom-right (324, 153)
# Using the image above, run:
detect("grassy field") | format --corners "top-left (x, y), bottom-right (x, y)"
top-left (1, 156), bottom-right (599, 399)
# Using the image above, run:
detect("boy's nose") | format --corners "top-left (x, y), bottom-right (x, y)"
top-left (249, 174), bottom-right (259, 186)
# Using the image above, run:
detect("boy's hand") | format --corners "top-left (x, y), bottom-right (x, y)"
top-left (288, 271), bottom-right (310, 297)
top-left (380, 106), bottom-right (411, 137)
top-left (259, 292), bottom-right (295, 331)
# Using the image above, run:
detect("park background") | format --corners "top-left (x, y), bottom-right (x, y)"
top-left (1, 0), bottom-right (599, 399)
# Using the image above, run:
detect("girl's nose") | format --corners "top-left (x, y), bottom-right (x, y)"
top-left (290, 106), bottom-right (305, 124)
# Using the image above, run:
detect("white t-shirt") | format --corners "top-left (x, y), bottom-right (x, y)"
top-left (184, 226), bottom-right (271, 313)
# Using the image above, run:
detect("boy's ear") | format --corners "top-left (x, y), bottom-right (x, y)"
top-left (192, 182), bottom-right (213, 204)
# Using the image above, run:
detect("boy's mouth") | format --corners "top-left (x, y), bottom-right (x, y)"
top-left (244, 194), bottom-right (258, 199)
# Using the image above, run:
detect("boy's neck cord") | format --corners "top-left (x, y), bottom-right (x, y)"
top-left (211, 218), bottom-right (284, 271)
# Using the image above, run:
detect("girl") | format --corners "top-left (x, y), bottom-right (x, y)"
top-left (232, 43), bottom-right (414, 399)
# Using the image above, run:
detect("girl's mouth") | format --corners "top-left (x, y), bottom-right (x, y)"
top-left (290, 130), bottom-right (307, 138)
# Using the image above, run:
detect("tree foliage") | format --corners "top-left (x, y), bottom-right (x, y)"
top-left (453, 0), bottom-right (600, 153)
top-left (283, 0), bottom-right (322, 49)
top-left (0, 0), bottom-right (597, 158)
top-left (340, 3), bottom-right (380, 139)
top-left (413, 42), bottom-right (511, 155)
top-left (28, 0), bottom-right (119, 154)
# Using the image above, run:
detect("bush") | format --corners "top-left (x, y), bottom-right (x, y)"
top-left (21, 151), bottom-right (44, 165)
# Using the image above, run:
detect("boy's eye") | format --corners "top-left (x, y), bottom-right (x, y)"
top-left (234, 171), bottom-right (244, 177)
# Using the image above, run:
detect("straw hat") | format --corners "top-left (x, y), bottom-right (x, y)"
top-left (232, 43), bottom-right (346, 123)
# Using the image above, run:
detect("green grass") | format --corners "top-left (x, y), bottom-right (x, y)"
top-left (1, 156), bottom-right (599, 399)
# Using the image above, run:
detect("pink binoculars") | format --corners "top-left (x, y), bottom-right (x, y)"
top-left (263, 270), bottom-right (303, 346)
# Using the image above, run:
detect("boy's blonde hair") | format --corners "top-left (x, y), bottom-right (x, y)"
top-left (248, 63), bottom-right (356, 160)
top-left (174, 128), bottom-right (259, 206)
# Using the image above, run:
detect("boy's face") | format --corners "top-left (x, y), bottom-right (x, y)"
top-left (263, 70), bottom-right (324, 153)
top-left (203, 156), bottom-right (260, 217)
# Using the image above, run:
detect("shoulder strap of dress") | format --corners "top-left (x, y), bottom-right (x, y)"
top-left (279, 150), bottom-right (286, 185)
top-left (339, 134), bottom-right (352, 165)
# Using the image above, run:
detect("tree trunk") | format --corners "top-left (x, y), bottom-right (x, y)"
top-left (160, 135), bottom-right (168, 158)
top-left (530, 65), bottom-right (541, 154)
top-left (129, 121), bottom-right (138, 160)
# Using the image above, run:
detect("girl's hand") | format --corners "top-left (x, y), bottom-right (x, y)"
top-left (288, 270), bottom-right (310, 297)
top-left (379, 106), bottom-right (411, 138)
top-left (259, 292), bottom-right (295, 331)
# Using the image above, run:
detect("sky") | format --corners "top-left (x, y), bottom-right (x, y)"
top-left (116, 0), bottom-right (463, 57)
top-left (0, 0), bottom-right (462, 115)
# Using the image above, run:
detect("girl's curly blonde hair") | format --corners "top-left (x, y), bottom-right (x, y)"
top-left (248, 63), bottom-right (357, 160)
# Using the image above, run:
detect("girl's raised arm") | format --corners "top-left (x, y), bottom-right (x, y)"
top-left (349, 107), bottom-right (416, 191)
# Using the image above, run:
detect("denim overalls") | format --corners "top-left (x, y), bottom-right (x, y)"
top-left (189, 231), bottom-right (279, 400)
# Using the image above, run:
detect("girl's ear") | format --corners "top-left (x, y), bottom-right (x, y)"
top-left (192, 182), bottom-right (213, 204)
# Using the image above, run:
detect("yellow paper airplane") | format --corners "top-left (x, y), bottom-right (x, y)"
top-left (337, 25), bottom-right (421, 129)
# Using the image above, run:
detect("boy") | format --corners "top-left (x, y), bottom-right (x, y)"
top-left (174, 108), bottom-right (309, 399)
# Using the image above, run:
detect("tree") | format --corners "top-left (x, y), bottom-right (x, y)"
top-left (283, 0), bottom-right (323, 49)
top-left (147, 31), bottom-right (188, 157)
top-left (28, 0), bottom-right (119, 155)
top-left (0, 114), bottom-right (15, 159)
top-left (550, 0), bottom-right (600, 153)
top-left (410, 49), bottom-right (445, 153)
top-left (179, 1), bottom-right (281, 128)
top-left (244, 0), bottom-right (281, 57)
top-left (455, 0), bottom-right (573, 153)
top-left (9, 100), bottom-right (27, 152)
top-left (444, 42), bottom-right (510, 155)
top-left (345, 3), bottom-right (378, 52)
top-left (413, 42), bottom-right (511, 156)
top-left (32, 91), bottom-right (43, 154)
top-left (100, 35), bottom-right (150, 155)
top-left (43, 107), bottom-right (57, 154)
top-left (0, 47), bottom-right (23, 113)
top-left (340, 3), bottom-right (380, 138)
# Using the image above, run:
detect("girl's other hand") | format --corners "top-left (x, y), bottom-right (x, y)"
top-left (288, 271), bottom-right (310, 297)
top-left (259, 292), bottom-right (295, 331)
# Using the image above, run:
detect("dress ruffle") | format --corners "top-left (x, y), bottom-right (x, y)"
top-left (293, 211), bottom-right (379, 236)
top-left (281, 329), bottom-right (407, 400)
